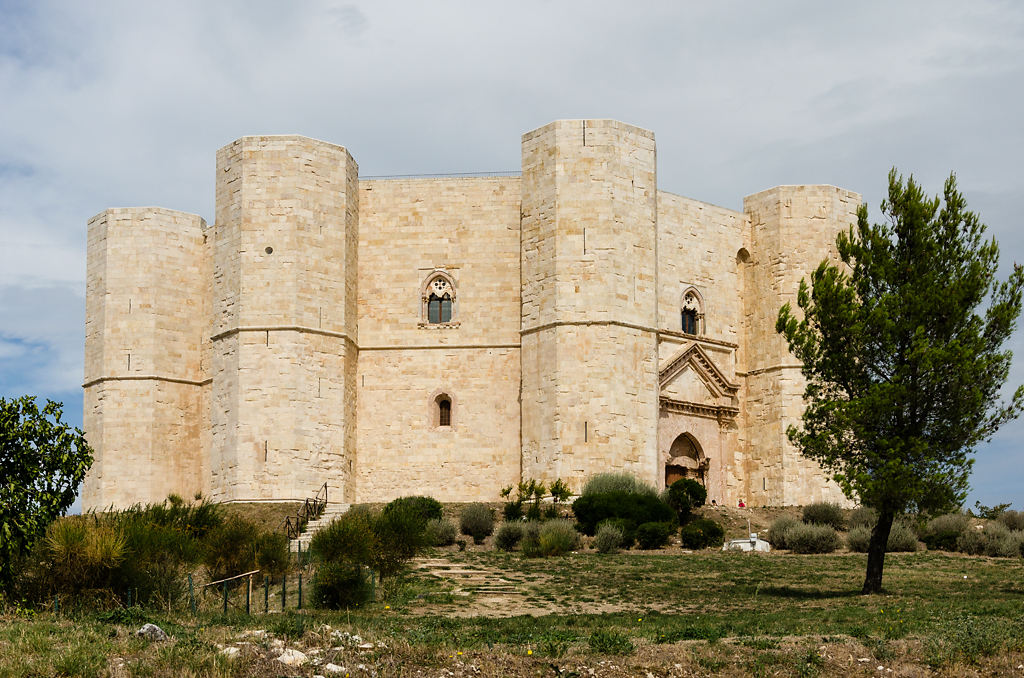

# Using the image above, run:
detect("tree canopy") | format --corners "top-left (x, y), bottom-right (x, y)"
top-left (777, 170), bottom-right (1024, 593)
top-left (1, 396), bottom-right (93, 591)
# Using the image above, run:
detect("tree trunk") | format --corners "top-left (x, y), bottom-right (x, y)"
top-left (862, 508), bottom-right (895, 594)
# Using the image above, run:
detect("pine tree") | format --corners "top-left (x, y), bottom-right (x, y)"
top-left (777, 170), bottom-right (1024, 593)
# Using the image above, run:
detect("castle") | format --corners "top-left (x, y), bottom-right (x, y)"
top-left (82, 119), bottom-right (859, 510)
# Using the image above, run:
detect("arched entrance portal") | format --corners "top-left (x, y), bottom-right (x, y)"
top-left (665, 433), bottom-right (708, 487)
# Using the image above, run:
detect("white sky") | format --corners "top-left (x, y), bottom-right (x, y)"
top-left (1, 0), bottom-right (1022, 510)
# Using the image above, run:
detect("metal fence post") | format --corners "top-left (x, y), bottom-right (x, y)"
top-left (281, 575), bottom-right (286, 611)
top-left (222, 581), bottom-right (228, 615)
top-left (264, 576), bottom-right (269, 614)
top-left (298, 573), bottom-right (302, 610)
top-left (188, 574), bottom-right (197, 615)
top-left (245, 576), bottom-right (251, 615)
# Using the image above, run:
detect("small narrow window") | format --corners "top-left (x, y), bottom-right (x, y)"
top-left (438, 397), bottom-right (452, 426)
top-left (682, 308), bottom-right (699, 334)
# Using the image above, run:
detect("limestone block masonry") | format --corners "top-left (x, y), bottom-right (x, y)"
top-left (82, 120), bottom-right (859, 510)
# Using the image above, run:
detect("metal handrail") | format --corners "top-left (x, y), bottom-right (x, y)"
top-left (282, 482), bottom-right (329, 539)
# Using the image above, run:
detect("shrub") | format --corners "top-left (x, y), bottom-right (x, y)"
top-left (679, 518), bottom-right (725, 549)
top-left (887, 521), bottom-right (920, 552)
top-left (459, 504), bottom-right (494, 544)
top-left (581, 472), bottom-right (658, 497)
top-left (665, 479), bottom-right (707, 524)
top-left (849, 506), bottom-right (878, 530)
top-left (1010, 530), bottom-right (1024, 558)
top-left (424, 518), bottom-right (456, 546)
top-left (536, 519), bottom-right (580, 556)
top-left (801, 502), bottom-right (846, 530)
top-left (997, 510), bottom-right (1024, 532)
top-left (923, 513), bottom-right (970, 551)
top-left (372, 502), bottom-right (430, 578)
top-left (956, 527), bottom-right (986, 555)
top-left (519, 521), bottom-right (542, 557)
top-left (42, 518), bottom-right (126, 594)
top-left (785, 523), bottom-right (840, 554)
top-left (766, 515), bottom-right (800, 549)
top-left (502, 499), bottom-right (524, 522)
top-left (311, 562), bottom-right (373, 609)
top-left (635, 521), bottom-right (675, 550)
top-left (594, 522), bottom-right (623, 554)
top-left (572, 491), bottom-right (676, 536)
top-left (203, 515), bottom-right (288, 582)
top-left (981, 522), bottom-right (1017, 558)
top-left (494, 522), bottom-right (524, 551)
top-left (597, 518), bottom-right (636, 548)
top-left (309, 510), bottom-right (377, 566)
top-left (383, 496), bottom-right (443, 525)
top-left (847, 521), bottom-right (919, 553)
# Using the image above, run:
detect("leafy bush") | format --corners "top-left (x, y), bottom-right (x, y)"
top-left (581, 472), bottom-right (657, 497)
top-left (923, 513), bottom-right (970, 551)
top-left (1010, 530), bottom-right (1024, 558)
top-left (801, 502), bottom-right (846, 530)
top-left (635, 521), bottom-right (675, 550)
top-left (846, 521), bottom-right (918, 553)
top-left (785, 523), bottom-right (840, 554)
top-left (459, 504), bottom-right (494, 544)
top-left (424, 518), bottom-right (456, 546)
top-left (997, 510), bottom-right (1024, 532)
top-left (310, 562), bottom-right (373, 609)
top-left (383, 496), bottom-right (443, 525)
top-left (679, 518), bottom-right (725, 549)
top-left (572, 491), bottom-right (676, 536)
top-left (593, 522), bottom-right (623, 554)
top-left (309, 510), bottom-right (377, 565)
top-left (596, 518), bottom-right (635, 548)
top-left (886, 521), bottom-right (920, 552)
top-left (372, 501), bottom-right (430, 578)
top-left (203, 515), bottom-right (289, 581)
top-left (536, 519), bottom-right (580, 556)
top-left (766, 515), bottom-right (800, 549)
top-left (849, 506), bottom-right (878, 530)
top-left (981, 522), bottom-right (1018, 558)
top-left (956, 527), bottom-right (986, 555)
top-left (665, 479), bottom-right (707, 523)
top-left (519, 521), bottom-right (542, 557)
top-left (502, 499), bottom-right (524, 522)
top-left (494, 522), bottom-right (524, 551)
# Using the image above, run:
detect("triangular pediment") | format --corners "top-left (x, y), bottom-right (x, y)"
top-left (659, 343), bottom-right (739, 398)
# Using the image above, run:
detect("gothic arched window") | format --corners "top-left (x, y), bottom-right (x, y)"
top-left (680, 288), bottom-right (704, 335)
top-left (422, 272), bottom-right (456, 325)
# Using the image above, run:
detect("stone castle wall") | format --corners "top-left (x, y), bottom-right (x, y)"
top-left (355, 177), bottom-right (522, 502)
top-left (81, 119), bottom-right (861, 510)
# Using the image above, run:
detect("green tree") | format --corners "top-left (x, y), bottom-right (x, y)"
top-left (777, 170), bottom-right (1024, 594)
top-left (1, 396), bottom-right (93, 591)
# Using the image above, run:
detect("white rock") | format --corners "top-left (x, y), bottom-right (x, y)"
top-left (358, 642), bottom-right (375, 650)
top-left (277, 648), bottom-right (309, 666)
top-left (324, 664), bottom-right (346, 674)
top-left (219, 647), bottom-right (240, 659)
top-left (239, 629), bottom-right (268, 640)
top-left (270, 638), bottom-right (285, 650)
top-left (135, 624), bottom-right (168, 641)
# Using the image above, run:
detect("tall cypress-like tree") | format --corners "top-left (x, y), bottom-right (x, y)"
top-left (777, 170), bottom-right (1024, 594)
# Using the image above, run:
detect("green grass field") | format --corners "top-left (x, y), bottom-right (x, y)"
top-left (2, 548), bottom-right (1022, 677)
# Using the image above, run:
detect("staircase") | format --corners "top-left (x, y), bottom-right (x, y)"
top-left (289, 502), bottom-right (350, 553)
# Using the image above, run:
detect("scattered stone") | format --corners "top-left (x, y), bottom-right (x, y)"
top-left (277, 648), bottom-right (309, 666)
top-left (324, 664), bottom-right (346, 674)
top-left (857, 658), bottom-right (870, 663)
top-left (219, 647), bottom-right (240, 659)
top-left (358, 642), bottom-right (375, 651)
top-left (239, 629), bottom-right (268, 640)
top-left (135, 623), bottom-right (168, 641)
top-left (270, 638), bottom-right (285, 650)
